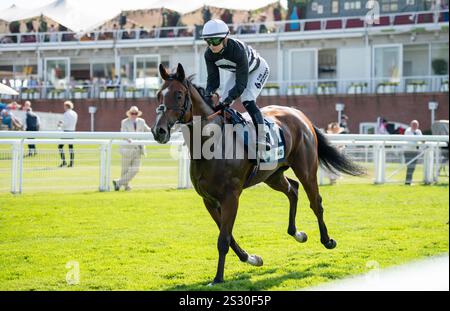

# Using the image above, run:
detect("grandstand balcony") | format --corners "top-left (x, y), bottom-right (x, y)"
top-left (0, 9), bottom-right (448, 99)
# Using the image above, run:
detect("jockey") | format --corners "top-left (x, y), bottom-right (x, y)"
top-left (201, 19), bottom-right (271, 153)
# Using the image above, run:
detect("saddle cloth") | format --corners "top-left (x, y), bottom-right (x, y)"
top-left (223, 107), bottom-right (286, 164)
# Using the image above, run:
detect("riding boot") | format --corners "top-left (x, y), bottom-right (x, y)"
top-left (69, 150), bottom-right (74, 167)
top-left (242, 100), bottom-right (270, 154)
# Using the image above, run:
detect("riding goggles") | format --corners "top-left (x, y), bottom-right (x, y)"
top-left (205, 37), bottom-right (224, 46)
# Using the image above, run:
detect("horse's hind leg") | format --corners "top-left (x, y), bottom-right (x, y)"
top-left (203, 199), bottom-right (263, 267)
top-left (264, 170), bottom-right (308, 243)
top-left (291, 164), bottom-right (336, 249)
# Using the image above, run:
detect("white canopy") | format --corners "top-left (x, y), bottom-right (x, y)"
top-left (0, 0), bottom-right (285, 32)
top-left (0, 82), bottom-right (19, 95)
top-left (0, 4), bottom-right (36, 21)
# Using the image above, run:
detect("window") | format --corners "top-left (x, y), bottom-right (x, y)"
top-left (120, 56), bottom-right (134, 85)
top-left (332, 1), bottom-right (339, 13)
top-left (403, 44), bottom-right (429, 77)
top-left (70, 61), bottom-right (90, 81)
top-left (134, 55), bottom-right (160, 89)
top-left (92, 62), bottom-right (115, 81)
top-left (45, 58), bottom-right (70, 88)
top-left (374, 45), bottom-right (401, 82)
top-left (318, 49), bottom-right (337, 80)
top-left (431, 43), bottom-right (449, 75)
top-left (381, 0), bottom-right (399, 12)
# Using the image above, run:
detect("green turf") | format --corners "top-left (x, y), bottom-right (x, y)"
top-left (0, 183), bottom-right (448, 291)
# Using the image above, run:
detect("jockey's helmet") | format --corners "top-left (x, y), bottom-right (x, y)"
top-left (201, 19), bottom-right (229, 39)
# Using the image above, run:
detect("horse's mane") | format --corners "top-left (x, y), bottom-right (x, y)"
top-left (187, 74), bottom-right (214, 109)
top-left (165, 71), bottom-right (214, 109)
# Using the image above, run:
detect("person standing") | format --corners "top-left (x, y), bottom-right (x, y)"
top-left (404, 120), bottom-right (423, 185)
top-left (25, 107), bottom-right (40, 156)
top-left (113, 106), bottom-right (151, 191)
top-left (57, 101), bottom-right (78, 167)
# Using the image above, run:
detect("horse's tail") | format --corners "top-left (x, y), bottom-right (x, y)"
top-left (313, 126), bottom-right (365, 176)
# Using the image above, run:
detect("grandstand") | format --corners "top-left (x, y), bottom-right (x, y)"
top-left (0, 0), bottom-right (449, 132)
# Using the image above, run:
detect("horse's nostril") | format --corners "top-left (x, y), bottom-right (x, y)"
top-left (158, 128), bottom-right (167, 136)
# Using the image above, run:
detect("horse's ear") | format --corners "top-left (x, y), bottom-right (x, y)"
top-left (159, 63), bottom-right (170, 81)
top-left (176, 63), bottom-right (185, 82)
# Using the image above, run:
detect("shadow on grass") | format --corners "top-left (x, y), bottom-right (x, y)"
top-left (165, 267), bottom-right (315, 291)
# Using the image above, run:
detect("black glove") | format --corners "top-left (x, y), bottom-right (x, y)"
top-left (213, 101), bottom-right (230, 112)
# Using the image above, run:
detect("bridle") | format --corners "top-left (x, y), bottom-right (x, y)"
top-left (156, 78), bottom-right (222, 127)
top-left (156, 78), bottom-right (192, 127)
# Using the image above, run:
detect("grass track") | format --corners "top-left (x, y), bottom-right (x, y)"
top-left (0, 183), bottom-right (448, 291)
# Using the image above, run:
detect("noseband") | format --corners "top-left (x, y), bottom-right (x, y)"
top-left (156, 78), bottom-right (192, 127)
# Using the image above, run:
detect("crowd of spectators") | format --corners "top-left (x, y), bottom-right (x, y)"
top-left (1, 2), bottom-right (448, 44)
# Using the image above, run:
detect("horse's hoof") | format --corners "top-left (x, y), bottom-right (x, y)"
top-left (207, 279), bottom-right (224, 287)
top-left (294, 231), bottom-right (308, 243)
top-left (246, 254), bottom-right (263, 267)
top-left (324, 239), bottom-right (337, 249)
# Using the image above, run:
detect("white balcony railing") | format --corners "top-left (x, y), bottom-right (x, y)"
top-left (0, 9), bottom-right (448, 47)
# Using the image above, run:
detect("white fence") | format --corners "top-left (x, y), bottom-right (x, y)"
top-left (0, 131), bottom-right (448, 194)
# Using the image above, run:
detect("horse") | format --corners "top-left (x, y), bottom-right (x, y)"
top-left (152, 63), bottom-right (364, 285)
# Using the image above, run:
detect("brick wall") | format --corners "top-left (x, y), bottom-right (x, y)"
top-left (22, 93), bottom-right (449, 133)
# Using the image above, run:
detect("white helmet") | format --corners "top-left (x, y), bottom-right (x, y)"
top-left (201, 19), bottom-right (229, 39)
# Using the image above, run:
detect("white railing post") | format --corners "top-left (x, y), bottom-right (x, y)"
top-left (99, 142), bottom-right (107, 192)
top-left (105, 140), bottom-right (112, 191)
top-left (10, 140), bottom-right (24, 194)
top-left (177, 144), bottom-right (191, 189)
top-left (434, 145), bottom-right (441, 183)
top-left (184, 149), bottom-right (191, 189)
top-left (374, 144), bottom-right (385, 184)
top-left (423, 146), bottom-right (435, 185)
top-left (177, 144), bottom-right (185, 189)
top-left (318, 166), bottom-right (325, 186)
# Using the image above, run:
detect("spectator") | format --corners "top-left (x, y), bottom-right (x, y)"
top-left (25, 107), bottom-right (40, 156)
top-left (289, 5), bottom-right (300, 31)
top-left (49, 24), bottom-right (58, 42)
top-left (273, 3), bottom-right (283, 22)
top-left (404, 120), bottom-right (423, 185)
top-left (202, 6), bottom-right (212, 23)
top-left (326, 122), bottom-right (345, 184)
top-left (7, 101), bottom-right (21, 110)
top-left (57, 101), bottom-right (78, 168)
top-left (221, 9), bottom-right (233, 24)
top-left (113, 106), bottom-right (151, 191)
top-left (376, 117), bottom-right (389, 134)
top-left (1, 109), bottom-right (22, 130)
top-left (20, 101), bottom-right (32, 128)
top-left (258, 13), bottom-right (268, 33)
top-left (340, 114), bottom-right (350, 134)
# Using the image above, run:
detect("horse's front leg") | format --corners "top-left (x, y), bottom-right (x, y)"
top-left (212, 194), bottom-right (239, 284)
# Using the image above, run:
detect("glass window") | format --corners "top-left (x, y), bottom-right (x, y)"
top-left (374, 46), bottom-right (401, 82)
top-left (431, 43), bottom-right (449, 75)
top-left (381, 0), bottom-right (399, 12)
top-left (120, 56), bottom-right (134, 86)
top-left (290, 50), bottom-right (317, 81)
top-left (92, 62), bottom-right (115, 82)
top-left (70, 62), bottom-right (90, 82)
top-left (403, 44), bottom-right (429, 77)
top-left (45, 59), bottom-right (69, 89)
top-left (318, 49), bottom-right (337, 80)
top-left (134, 55), bottom-right (160, 89)
top-left (0, 65), bottom-right (14, 86)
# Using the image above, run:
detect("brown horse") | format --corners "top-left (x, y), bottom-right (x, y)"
top-left (152, 63), bottom-right (364, 285)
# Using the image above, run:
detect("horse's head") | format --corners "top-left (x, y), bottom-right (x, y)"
top-left (152, 63), bottom-right (191, 144)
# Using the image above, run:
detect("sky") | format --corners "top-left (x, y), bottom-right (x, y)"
top-left (0, 0), bottom-right (287, 12)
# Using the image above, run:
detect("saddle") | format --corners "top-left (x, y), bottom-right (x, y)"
top-left (221, 107), bottom-right (286, 164)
